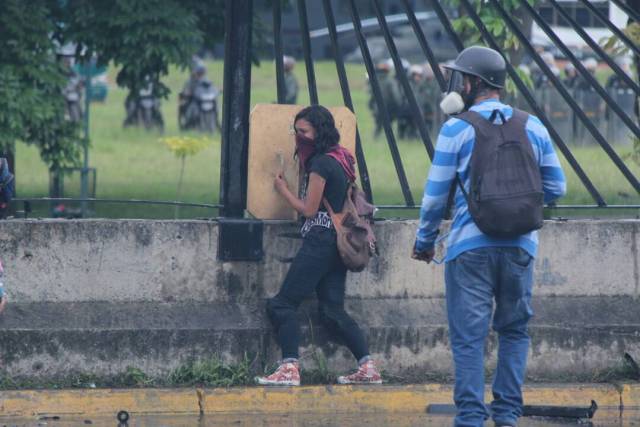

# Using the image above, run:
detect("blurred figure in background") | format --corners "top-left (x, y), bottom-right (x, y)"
top-left (368, 59), bottom-right (401, 138)
top-left (179, 57), bottom-right (221, 133)
top-left (422, 63), bottom-right (440, 132)
top-left (397, 64), bottom-right (432, 139)
top-left (563, 62), bottom-right (579, 89)
top-left (575, 57), bottom-right (598, 91)
top-left (283, 56), bottom-right (299, 105)
top-left (606, 56), bottom-right (632, 89)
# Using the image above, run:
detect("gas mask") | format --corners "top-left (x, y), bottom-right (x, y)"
top-left (439, 71), bottom-right (479, 115)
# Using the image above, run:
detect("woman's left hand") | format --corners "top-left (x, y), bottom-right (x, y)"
top-left (274, 172), bottom-right (288, 194)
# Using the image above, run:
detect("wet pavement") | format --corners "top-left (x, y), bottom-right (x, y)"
top-left (1, 411), bottom-right (639, 427)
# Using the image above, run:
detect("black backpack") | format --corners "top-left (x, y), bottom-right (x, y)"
top-left (455, 108), bottom-right (544, 238)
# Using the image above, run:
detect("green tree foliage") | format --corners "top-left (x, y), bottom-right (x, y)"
top-left (55, 0), bottom-right (217, 99)
top-left (446, 0), bottom-right (538, 93)
top-left (0, 0), bottom-right (225, 170)
top-left (448, 0), bottom-right (536, 52)
top-left (602, 21), bottom-right (640, 164)
top-left (0, 0), bottom-right (81, 170)
top-left (601, 22), bottom-right (640, 58)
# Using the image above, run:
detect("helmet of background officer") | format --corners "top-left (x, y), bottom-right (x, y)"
top-left (375, 60), bottom-right (392, 76)
top-left (541, 51), bottom-right (560, 76)
top-left (384, 58), bottom-right (395, 70)
top-left (440, 45), bottom-right (506, 115)
top-left (394, 58), bottom-right (410, 77)
top-left (283, 56), bottom-right (296, 73)
top-left (423, 63), bottom-right (435, 81)
top-left (408, 65), bottom-right (424, 83)
top-left (191, 57), bottom-right (207, 78)
top-left (615, 56), bottom-right (631, 75)
top-left (582, 57), bottom-right (598, 74)
top-left (564, 62), bottom-right (576, 78)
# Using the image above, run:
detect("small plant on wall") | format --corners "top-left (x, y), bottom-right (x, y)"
top-left (160, 135), bottom-right (210, 217)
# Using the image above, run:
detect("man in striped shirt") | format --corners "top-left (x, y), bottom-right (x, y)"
top-left (413, 46), bottom-right (566, 427)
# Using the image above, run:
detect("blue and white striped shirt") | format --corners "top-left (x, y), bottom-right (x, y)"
top-left (415, 99), bottom-right (567, 261)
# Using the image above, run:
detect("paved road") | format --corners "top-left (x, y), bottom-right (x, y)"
top-left (2, 410), bottom-right (638, 426)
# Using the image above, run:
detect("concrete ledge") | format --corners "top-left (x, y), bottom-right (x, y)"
top-left (0, 384), bottom-right (636, 419)
top-left (2, 300), bottom-right (639, 379)
top-left (1, 219), bottom-right (638, 380)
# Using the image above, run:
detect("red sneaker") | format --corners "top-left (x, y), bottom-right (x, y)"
top-left (337, 360), bottom-right (383, 384)
top-left (255, 361), bottom-right (300, 386)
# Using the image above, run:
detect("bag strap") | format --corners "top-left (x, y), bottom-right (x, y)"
top-left (455, 110), bottom-right (486, 127)
top-left (450, 108), bottom-right (514, 206)
top-left (322, 197), bottom-right (336, 217)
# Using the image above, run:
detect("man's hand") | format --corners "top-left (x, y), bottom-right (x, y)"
top-left (274, 171), bottom-right (288, 195)
top-left (0, 295), bottom-right (6, 315)
top-left (411, 245), bottom-right (435, 263)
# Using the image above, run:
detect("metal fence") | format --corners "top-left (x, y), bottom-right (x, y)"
top-left (14, 0), bottom-right (638, 219)
top-left (219, 0), bottom-right (639, 217)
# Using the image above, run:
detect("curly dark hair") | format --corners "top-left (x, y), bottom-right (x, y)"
top-left (294, 105), bottom-right (340, 154)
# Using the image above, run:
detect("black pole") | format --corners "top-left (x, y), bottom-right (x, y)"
top-left (577, 0), bottom-right (640, 58)
top-left (451, 0), bottom-right (606, 205)
top-left (480, 0), bottom-right (640, 195)
top-left (297, 0), bottom-right (319, 105)
top-left (372, 0), bottom-right (435, 159)
top-left (321, 0), bottom-right (373, 202)
top-left (400, 0), bottom-right (447, 91)
top-left (220, 0), bottom-right (253, 217)
top-left (346, 0), bottom-right (415, 206)
top-left (519, 0), bottom-right (640, 140)
top-left (548, 0), bottom-right (640, 96)
top-left (273, 0), bottom-right (286, 104)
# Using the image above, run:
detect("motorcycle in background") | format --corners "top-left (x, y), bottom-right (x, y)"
top-left (63, 71), bottom-right (84, 123)
top-left (179, 78), bottom-right (221, 133)
top-left (123, 78), bottom-right (164, 131)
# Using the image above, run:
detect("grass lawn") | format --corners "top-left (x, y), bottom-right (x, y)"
top-left (14, 60), bottom-right (640, 219)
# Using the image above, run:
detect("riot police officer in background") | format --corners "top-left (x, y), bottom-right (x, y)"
top-left (368, 59), bottom-right (401, 138)
top-left (283, 56), bottom-right (299, 105)
top-left (179, 57), bottom-right (221, 133)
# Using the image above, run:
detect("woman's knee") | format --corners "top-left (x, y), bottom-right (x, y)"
top-left (319, 304), bottom-right (352, 329)
top-left (266, 297), bottom-right (296, 326)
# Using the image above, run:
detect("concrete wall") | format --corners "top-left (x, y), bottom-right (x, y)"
top-left (0, 219), bottom-right (638, 380)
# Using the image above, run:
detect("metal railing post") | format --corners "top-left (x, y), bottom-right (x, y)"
top-left (220, 0), bottom-right (253, 217)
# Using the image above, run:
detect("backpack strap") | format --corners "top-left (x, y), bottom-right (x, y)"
top-left (509, 108), bottom-right (529, 126)
top-left (456, 108), bottom-right (526, 126)
top-left (452, 107), bottom-right (533, 208)
top-left (449, 110), bottom-right (488, 208)
top-left (454, 110), bottom-right (487, 128)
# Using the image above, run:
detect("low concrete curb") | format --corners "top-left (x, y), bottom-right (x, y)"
top-left (1, 384), bottom-right (637, 420)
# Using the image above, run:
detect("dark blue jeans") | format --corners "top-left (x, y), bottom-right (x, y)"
top-left (445, 247), bottom-right (534, 427)
top-left (266, 227), bottom-right (369, 361)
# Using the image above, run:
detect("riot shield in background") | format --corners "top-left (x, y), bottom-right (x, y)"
top-left (606, 87), bottom-right (636, 145)
top-left (574, 88), bottom-right (603, 146)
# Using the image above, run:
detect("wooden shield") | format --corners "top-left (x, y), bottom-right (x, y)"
top-left (247, 104), bottom-right (357, 220)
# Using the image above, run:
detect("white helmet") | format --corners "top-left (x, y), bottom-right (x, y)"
top-left (384, 58), bottom-right (395, 70)
top-left (283, 55), bottom-right (295, 71)
top-left (583, 57), bottom-right (598, 71)
top-left (408, 64), bottom-right (424, 76)
top-left (615, 55), bottom-right (631, 69)
top-left (541, 51), bottom-right (555, 66)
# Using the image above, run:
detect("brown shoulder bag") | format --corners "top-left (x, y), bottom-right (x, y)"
top-left (323, 183), bottom-right (376, 272)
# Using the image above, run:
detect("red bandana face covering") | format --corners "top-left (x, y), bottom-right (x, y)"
top-left (295, 133), bottom-right (316, 172)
